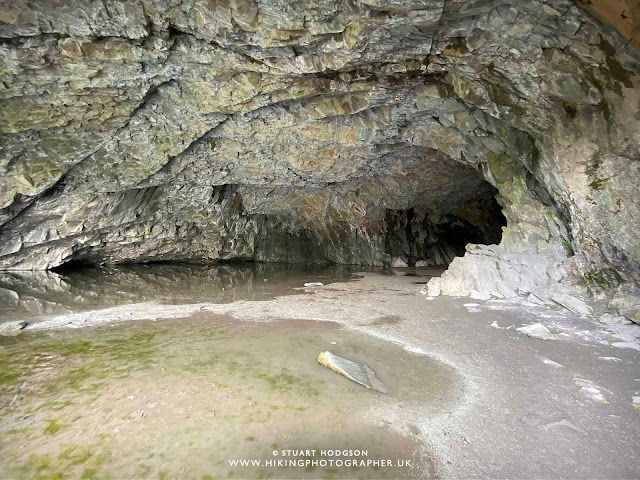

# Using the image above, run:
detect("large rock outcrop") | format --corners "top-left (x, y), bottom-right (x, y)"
top-left (0, 0), bottom-right (639, 302)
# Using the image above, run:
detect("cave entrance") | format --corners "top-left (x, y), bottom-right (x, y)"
top-left (384, 196), bottom-right (506, 268)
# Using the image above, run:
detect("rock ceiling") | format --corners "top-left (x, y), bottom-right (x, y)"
top-left (0, 0), bottom-right (638, 299)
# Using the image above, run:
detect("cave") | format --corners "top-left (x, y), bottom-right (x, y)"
top-left (0, 0), bottom-right (639, 478)
top-left (384, 195), bottom-right (506, 268)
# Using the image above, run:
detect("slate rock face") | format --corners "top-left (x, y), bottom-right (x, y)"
top-left (0, 1), bottom-right (639, 301)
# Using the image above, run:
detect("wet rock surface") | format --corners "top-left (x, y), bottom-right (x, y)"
top-left (0, 0), bottom-right (638, 307)
top-left (318, 350), bottom-right (388, 393)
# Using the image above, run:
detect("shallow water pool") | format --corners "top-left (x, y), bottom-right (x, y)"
top-left (0, 265), bottom-right (456, 479)
top-left (1, 311), bottom-right (463, 479)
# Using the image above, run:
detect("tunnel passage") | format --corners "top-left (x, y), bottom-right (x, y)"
top-left (385, 196), bottom-right (506, 268)
top-left (1, 140), bottom-right (508, 270)
top-left (247, 155), bottom-right (507, 268)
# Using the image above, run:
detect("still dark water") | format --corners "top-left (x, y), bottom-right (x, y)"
top-left (0, 263), bottom-right (363, 321)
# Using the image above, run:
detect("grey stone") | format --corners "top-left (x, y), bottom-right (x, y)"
top-left (317, 351), bottom-right (388, 393)
top-left (425, 277), bottom-right (442, 297)
top-left (610, 293), bottom-right (639, 311)
top-left (623, 308), bottom-right (640, 325)
top-left (526, 293), bottom-right (547, 306)
top-left (0, 321), bottom-right (28, 336)
top-left (392, 258), bottom-right (408, 268)
top-left (551, 294), bottom-right (594, 315)
top-left (470, 290), bottom-right (491, 301)
top-left (517, 323), bottom-right (555, 340)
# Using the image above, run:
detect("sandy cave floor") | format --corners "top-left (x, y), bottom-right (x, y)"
top-left (1, 268), bottom-right (639, 479)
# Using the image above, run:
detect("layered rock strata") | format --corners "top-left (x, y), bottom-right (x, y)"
top-left (0, 0), bottom-right (639, 306)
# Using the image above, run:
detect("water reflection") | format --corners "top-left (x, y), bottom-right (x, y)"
top-left (0, 263), bottom-right (364, 320)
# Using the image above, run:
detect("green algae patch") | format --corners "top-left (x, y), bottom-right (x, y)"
top-left (2, 441), bottom-right (112, 480)
top-left (584, 270), bottom-right (618, 290)
top-left (486, 151), bottom-right (519, 185)
top-left (0, 356), bottom-right (25, 388)
top-left (79, 468), bottom-right (99, 479)
top-left (0, 317), bottom-right (451, 479)
top-left (44, 419), bottom-right (65, 435)
top-left (0, 329), bottom-right (160, 402)
top-left (589, 178), bottom-right (606, 190)
top-left (59, 447), bottom-right (92, 465)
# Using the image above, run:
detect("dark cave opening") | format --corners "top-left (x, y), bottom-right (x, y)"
top-left (384, 196), bottom-right (506, 268)
top-left (51, 257), bottom-right (99, 273)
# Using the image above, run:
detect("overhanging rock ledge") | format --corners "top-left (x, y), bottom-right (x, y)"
top-left (0, 0), bottom-right (639, 313)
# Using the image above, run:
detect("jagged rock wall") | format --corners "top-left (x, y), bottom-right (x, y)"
top-left (0, 0), bottom-right (639, 302)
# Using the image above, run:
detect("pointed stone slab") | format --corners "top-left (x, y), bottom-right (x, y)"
top-left (551, 293), bottom-right (593, 315)
top-left (317, 351), bottom-right (388, 393)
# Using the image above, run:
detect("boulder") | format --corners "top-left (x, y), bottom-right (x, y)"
top-left (0, 288), bottom-right (19, 309)
top-left (516, 323), bottom-right (554, 340)
top-left (425, 277), bottom-right (442, 297)
top-left (623, 308), bottom-right (640, 325)
top-left (391, 258), bottom-right (408, 268)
